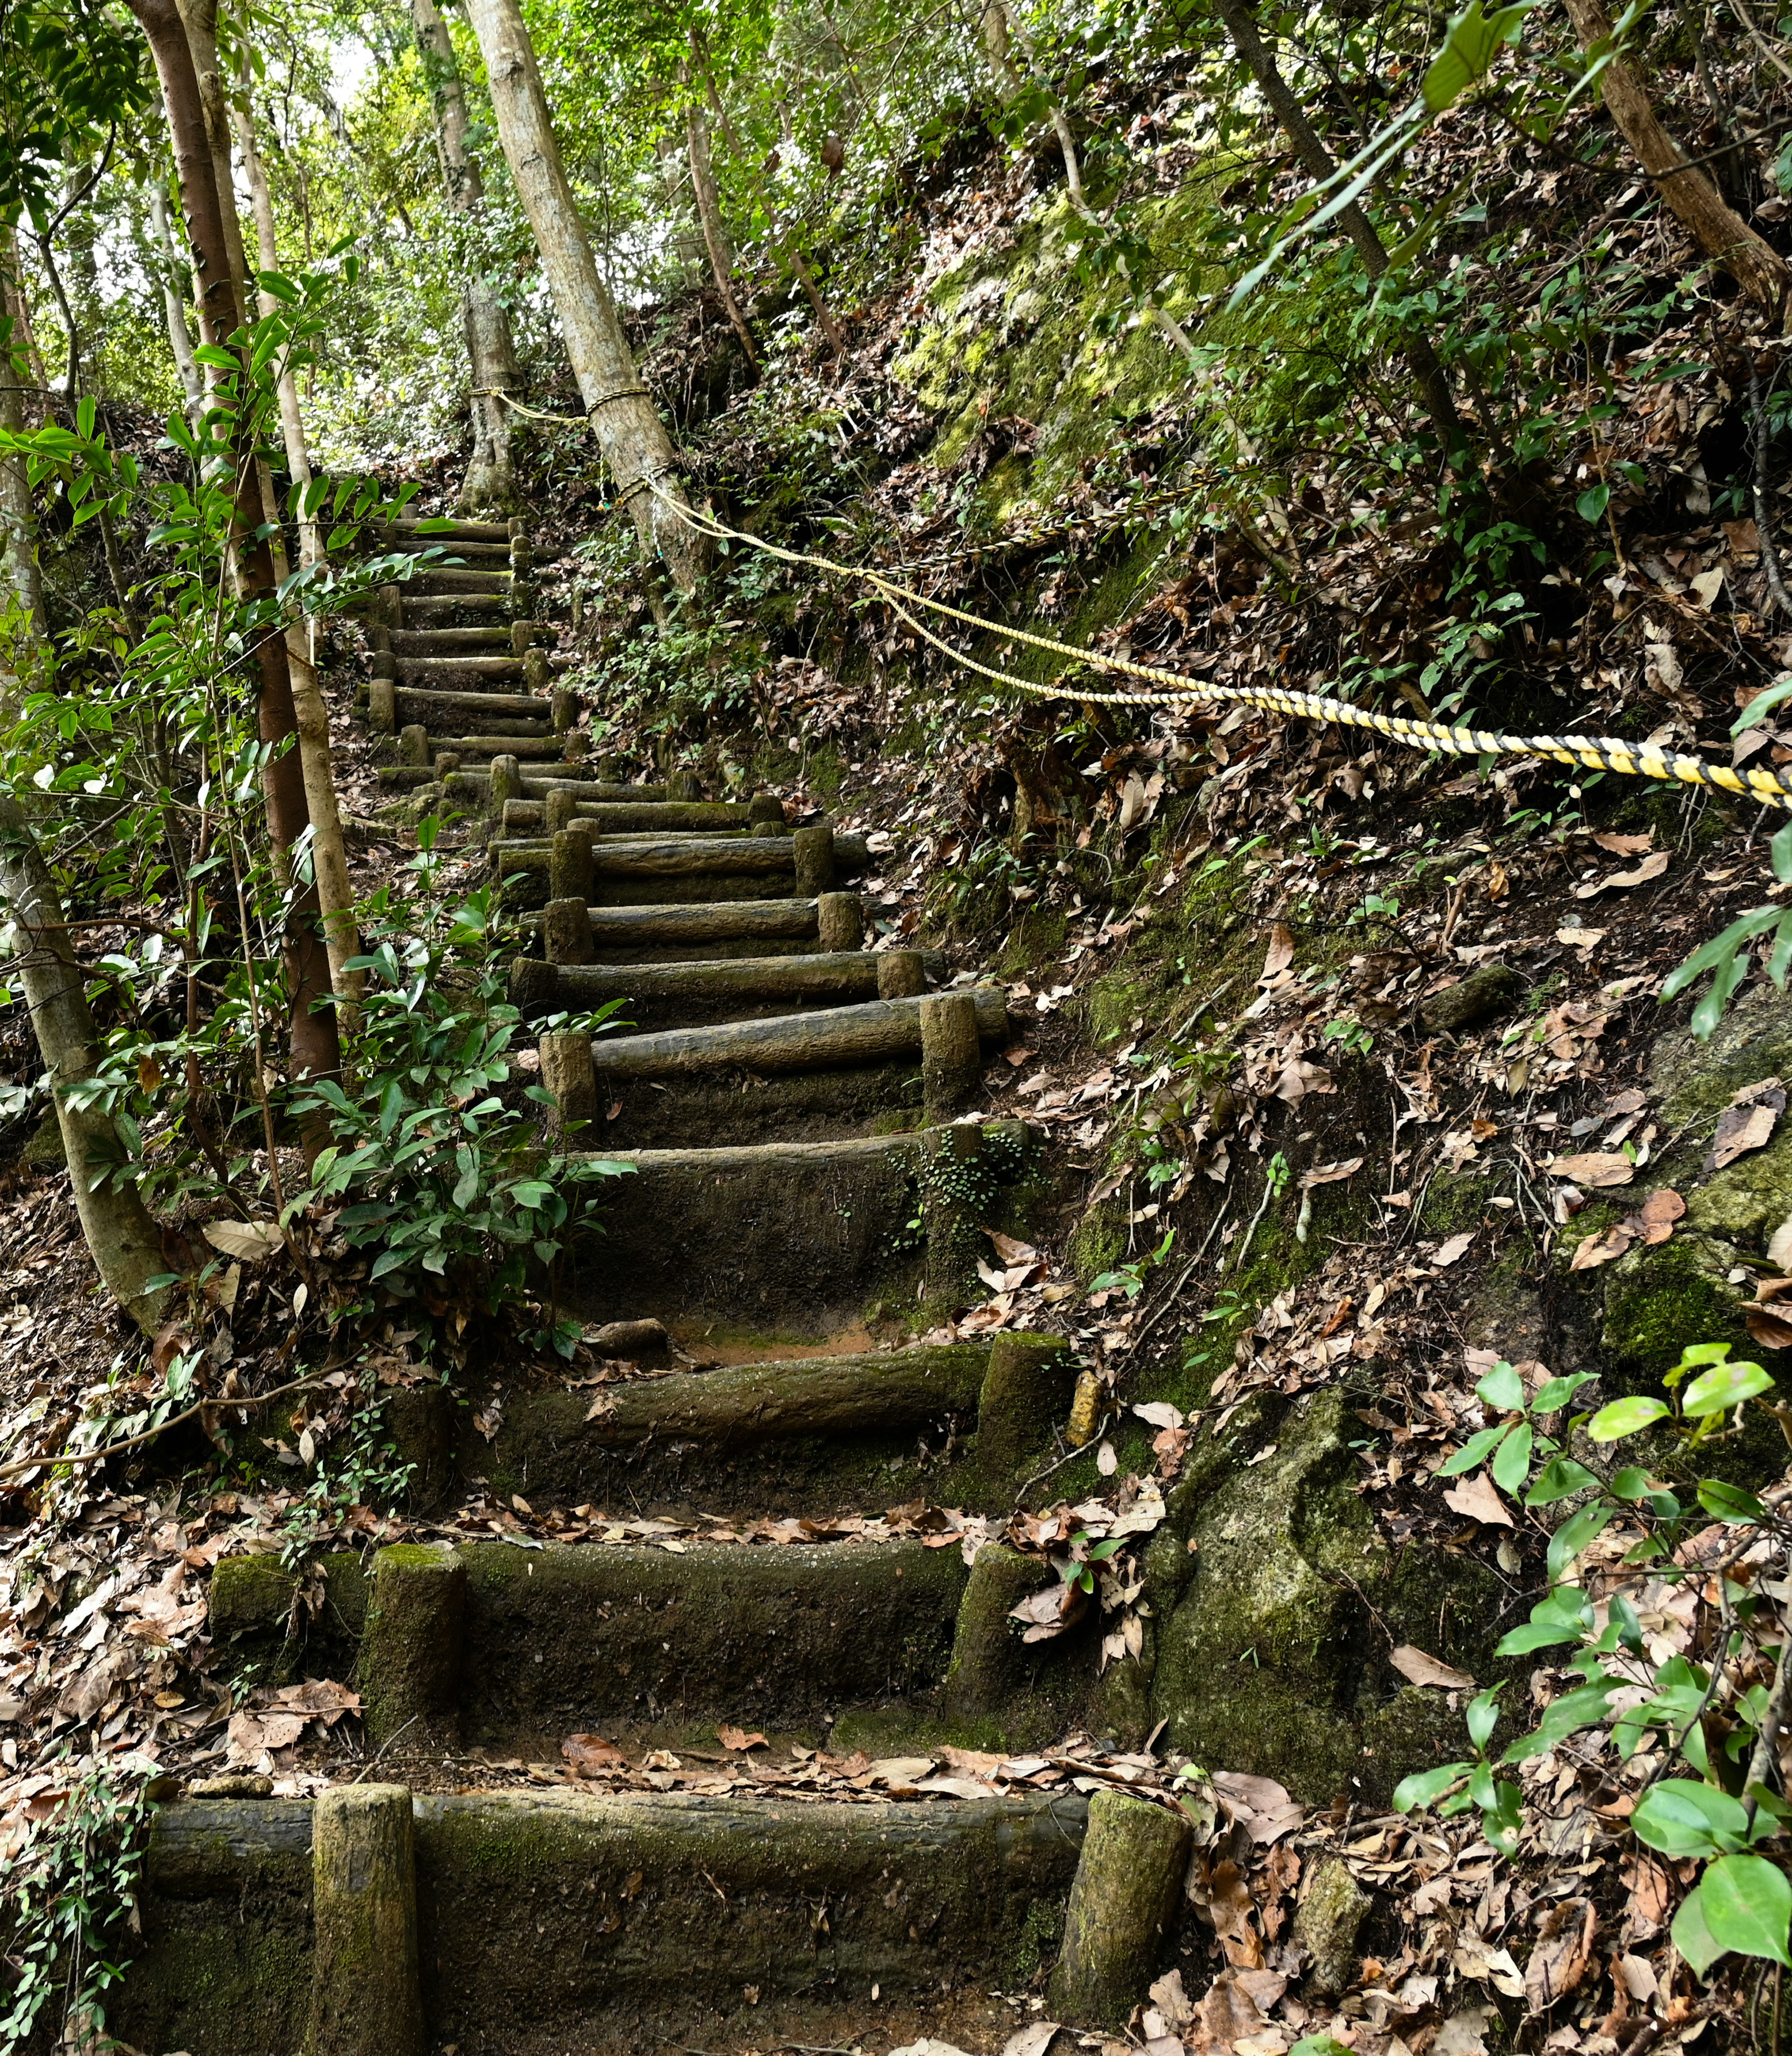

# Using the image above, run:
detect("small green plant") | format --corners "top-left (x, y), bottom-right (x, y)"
top-left (1398, 1343), bottom-right (1792, 1979)
top-left (1089, 1226), bottom-right (1175, 1300)
top-left (1323, 1013), bottom-right (1375, 1056)
top-left (0, 1751), bottom-right (154, 2053)
top-left (1661, 818), bottom-right (1792, 1040)
top-left (289, 880), bottom-right (633, 1347)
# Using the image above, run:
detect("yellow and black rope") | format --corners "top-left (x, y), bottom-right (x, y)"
top-left (644, 481), bottom-right (1792, 811)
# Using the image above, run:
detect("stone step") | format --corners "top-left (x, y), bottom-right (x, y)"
top-left (496, 831), bottom-right (869, 910)
top-left (511, 947), bottom-right (947, 1028)
top-left (482, 1335), bottom-right (1071, 1518)
top-left (588, 989), bottom-right (1008, 1081)
top-left (395, 655), bottom-right (527, 686)
top-left (408, 566), bottom-right (511, 595)
top-left (389, 625), bottom-right (515, 653)
top-left (121, 1786), bottom-right (1090, 2055)
top-left (517, 775), bottom-right (672, 801)
top-left (522, 896), bottom-right (830, 961)
top-left (388, 513), bottom-right (513, 542)
top-left (563, 1122), bottom-right (1038, 1333)
top-left (502, 798), bottom-right (756, 835)
top-left (395, 686), bottom-right (546, 721)
top-left (399, 591), bottom-right (509, 619)
top-left (432, 735), bottom-right (573, 761)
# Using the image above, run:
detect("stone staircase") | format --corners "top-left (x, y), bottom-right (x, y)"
top-left (112, 513), bottom-right (1197, 2056)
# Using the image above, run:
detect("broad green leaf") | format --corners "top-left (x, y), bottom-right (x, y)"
top-left (1532, 1371), bottom-right (1596, 1413)
top-left (1697, 1478), bottom-right (1768, 1524)
top-left (1673, 1881), bottom-right (1724, 1979)
top-left (1476, 1359), bottom-right (1526, 1412)
top-left (1393, 1761), bottom-right (1472, 1812)
top-left (1577, 482), bottom-right (1610, 523)
top-left (1682, 1360), bottom-right (1774, 1417)
top-left (1439, 1422), bottom-right (1509, 1475)
top-left (1501, 1678), bottom-right (1618, 1763)
top-left (1589, 1396), bottom-right (1669, 1441)
top-left (1421, 0), bottom-right (1535, 112)
top-left (1695, 1854), bottom-right (1792, 1967)
top-left (1491, 1420), bottom-right (1533, 1494)
top-left (1466, 1688), bottom-right (1501, 1750)
top-left (1734, 675), bottom-right (1792, 738)
top-left (1631, 1780), bottom-right (1750, 1859)
top-left (1526, 1454), bottom-right (1600, 1505)
top-left (1547, 1502), bottom-right (1612, 1582)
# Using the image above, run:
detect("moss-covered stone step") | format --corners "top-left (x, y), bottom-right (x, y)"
top-left (395, 592), bottom-right (508, 622)
top-left (514, 774), bottom-right (670, 800)
top-left (564, 1121), bottom-right (1043, 1332)
top-left (520, 895), bottom-right (831, 962)
top-left (393, 655), bottom-right (525, 686)
top-left (495, 830), bottom-right (872, 910)
top-left (510, 947), bottom-right (947, 1028)
top-left (406, 567), bottom-right (510, 596)
top-left (116, 1786), bottom-right (1088, 2056)
top-left (394, 685), bottom-right (545, 723)
top-left (483, 1334), bottom-right (1072, 1515)
top-left (389, 625), bottom-right (513, 652)
top-left (388, 513), bottom-right (513, 544)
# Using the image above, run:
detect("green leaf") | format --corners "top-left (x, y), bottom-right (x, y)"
top-left (1698, 1478), bottom-right (1769, 1523)
top-left (1577, 482), bottom-right (1611, 523)
top-left (1733, 675), bottom-right (1792, 738)
top-left (1682, 1359), bottom-right (1774, 1417)
top-left (368, 1249), bottom-right (410, 1281)
top-left (1501, 1677), bottom-right (1619, 1763)
top-left (1476, 1359), bottom-right (1526, 1412)
top-left (1439, 1423), bottom-right (1510, 1475)
top-left (1631, 1781), bottom-right (1751, 1858)
top-left (1547, 1502), bottom-right (1612, 1583)
top-left (1421, 0), bottom-right (1535, 113)
top-left (1589, 1396), bottom-right (1670, 1441)
top-left (1674, 1880), bottom-right (1724, 1980)
top-left (1393, 1761), bottom-right (1473, 1812)
top-left (1699, 1853), bottom-right (1792, 1967)
top-left (1466, 1688), bottom-right (1502, 1750)
top-left (1532, 1371), bottom-right (1597, 1413)
top-left (1526, 1454), bottom-right (1601, 1505)
top-left (1491, 1420), bottom-right (1533, 1494)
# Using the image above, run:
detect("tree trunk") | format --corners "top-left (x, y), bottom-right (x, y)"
top-left (1, 237), bottom-right (50, 420)
top-left (228, 74), bottom-right (363, 1018)
top-left (0, 240), bottom-right (47, 644)
top-left (696, 50), bottom-right (847, 355)
top-left (126, 0), bottom-right (342, 1091)
top-left (681, 55), bottom-right (757, 368)
top-left (409, 0), bottom-right (521, 512)
top-left (230, 68), bottom-right (321, 565)
top-left (0, 798), bottom-right (170, 1334)
top-left (1211, 0), bottom-right (1465, 448)
top-left (1562, 0), bottom-right (1791, 315)
top-left (173, 0), bottom-right (249, 327)
top-left (653, 132), bottom-right (706, 288)
top-left (463, 0), bottom-right (707, 586)
top-left (144, 181), bottom-right (206, 431)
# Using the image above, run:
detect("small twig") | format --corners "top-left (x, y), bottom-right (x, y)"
top-left (0, 1368), bottom-right (332, 1486)
top-left (350, 1714), bottom-right (423, 1784)
top-left (1750, 369), bottom-right (1792, 621)
top-left (1225, 1169), bottom-right (1280, 1273)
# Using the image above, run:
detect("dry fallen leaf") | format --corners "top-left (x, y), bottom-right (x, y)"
top-left (1260, 922), bottom-right (1296, 982)
top-left (1525, 1897), bottom-right (1596, 2012)
top-left (717, 1725), bottom-right (768, 1752)
top-left (562, 1733), bottom-right (627, 1774)
top-left (1555, 926), bottom-right (1606, 948)
top-left (1443, 1471), bottom-right (1514, 1527)
top-left (1432, 1231), bottom-right (1475, 1268)
top-left (201, 1219), bottom-right (284, 1262)
top-left (1575, 850), bottom-right (1669, 897)
top-left (1747, 1310), bottom-right (1792, 1350)
top-left (1706, 1090), bottom-right (1785, 1172)
top-left (1570, 1222), bottom-right (1633, 1270)
top-left (1591, 832), bottom-right (1652, 856)
top-left (1301, 1155), bottom-right (1363, 1190)
top-left (1548, 1151), bottom-right (1635, 1187)
top-left (1390, 1643), bottom-right (1477, 1691)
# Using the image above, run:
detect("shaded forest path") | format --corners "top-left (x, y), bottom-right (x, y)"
top-left (112, 512), bottom-right (1193, 2056)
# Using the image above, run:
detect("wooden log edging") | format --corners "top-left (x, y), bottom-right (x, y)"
top-left (581, 988), bottom-right (1007, 1079)
top-left (510, 945), bottom-right (947, 1016)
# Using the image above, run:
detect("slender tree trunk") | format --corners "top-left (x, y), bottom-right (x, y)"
top-left (681, 55), bottom-right (758, 368)
top-left (409, 0), bottom-right (520, 511)
top-left (695, 52), bottom-right (847, 353)
top-left (1562, 0), bottom-right (1790, 315)
top-left (145, 181), bottom-right (206, 431)
top-left (654, 132), bottom-right (706, 288)
top-left (0, 239), bottom-right (47, 644)
top-left (0, 798), bottom-right (170, 1334)
top-left (2, 239), bottom-right (50, 420)
top-left (1211, 0), bottom-right (1465, 449)
top-left (981, 0), bottom-right (1090, 211)
top-left (231, 70), bottom-right (362, 1022)
top-left (463, 0), bottom-right (706, 584)
top-left (126, 0), bottom-right (342, 1091)
top-left (231, 68), bottom-right (320, 564)
top-left (173, 0), bottom-right (249, 325)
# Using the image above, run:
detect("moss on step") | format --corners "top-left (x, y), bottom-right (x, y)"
top-left (1149, 1390), bottom-right (1498, 1805)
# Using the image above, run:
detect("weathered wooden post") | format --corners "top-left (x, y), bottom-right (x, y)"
top-left (308, 1783), bottom-right (425, 2056)
top-left (817, 892), bottom-right (864, 952)
top-left (921, 991), bottom-right (981, 1122)
top-left (1049, 1790), bottom-right (1191, 2025)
